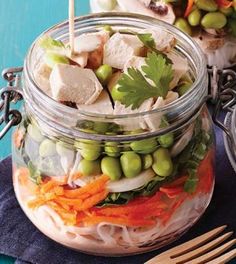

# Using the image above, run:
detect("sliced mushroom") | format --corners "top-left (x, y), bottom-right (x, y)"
top-left (117, 0), bottom-right (175, 24)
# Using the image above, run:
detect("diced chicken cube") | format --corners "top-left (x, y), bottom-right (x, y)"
top-left (145, 91), bottom-right (179, 131)
top-left (139, 28), bottom-right (176, 52)
top-left (75, 34), bottom-right (101, 53)
top-left (164, 91), bottom-right (179, 105)
top-left (77, 90), bottom-right (113, 115)
top-left (34, 63), bottom-right (52, 96)
top-left (123, 35), bottom-right (144, 53)
top-left (73, 31), bottom-right (110, 69)
top-left (145, 97), bottom-right (165, 131)
top-left (124, 56), bottom-right (146, 73)
top-left (70, 52), bottom-right (88, 68)
top-left (74, 30), bottom-right (110, 53)
top-left (49, 64), bottom-right (103, 105)
top-left (103, 33), bottom-right (143, 69)
top-left (113, 99), bottom-right (153, 131)
top-left (167, 53), bottom-right (188, 89)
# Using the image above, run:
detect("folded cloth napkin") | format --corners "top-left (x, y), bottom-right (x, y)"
top-left (0, 124), bottom-right (236, 264)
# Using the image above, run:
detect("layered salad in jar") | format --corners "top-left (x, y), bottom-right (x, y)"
top-left (90, 0), bottom-right (236, 69)
top-left (12, 24), bottom-right (215, 255)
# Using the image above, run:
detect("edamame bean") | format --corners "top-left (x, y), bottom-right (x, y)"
top-left (157, 117), bottom-right (174, 148)
top-left (152, 148), bottom-right (173, 177)
top-left (27, 124), bottom-right (44, 142)
top-left (177, 82), bottom-right (192, 96)
top-left (195, 0), bottom-right (218, 12)
top-left (219, 7), bottom-right (233, 16)
top-left (105, 142), bottom-right (120, 157)
top-left (97, 0), bottom-right (117, 11)
top-left (78, 159), bottom-right (101, 176)
top-left (120, 152), bottom-right (142, 178)
top-left (130, 138), bottom-right (157, 154)
top-left (103, 25), bottom-right (114, 35)
top-left (95, 64), bottom-right (112, 85)
top-left (39, 139), bottom-right (56, 157)
top-left (188, 8), bottom-right (202, 26)
top-left (142, 154), bottom-right (153, 170)
top-left (174, 18), bottom-right (192, 36)
top-left (101, 156), bottom-right (122, 181)
top-left (76, 139), bottom-right (101, 161)
top-left (111, 84), bottom-right (127, 103)
top-left (201, 12), bottom-right (227, 29)
top-left (93, 122), bottom-right (109, 134)
top-left (158, 133), bottom-right (174, 148)
top-left (45, 52), bottom-right (69, 68)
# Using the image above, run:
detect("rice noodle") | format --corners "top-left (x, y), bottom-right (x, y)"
top-left (14, 173), bottom-right (212, 254)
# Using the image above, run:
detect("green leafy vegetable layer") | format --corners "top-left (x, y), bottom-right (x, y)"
top-left (28, 161), bottom-right (42, 185)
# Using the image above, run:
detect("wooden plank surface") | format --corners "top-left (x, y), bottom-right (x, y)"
top-left (0, 0), bottom-right (90, 159)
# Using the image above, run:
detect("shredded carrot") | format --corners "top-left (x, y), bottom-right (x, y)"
top-left (71, 172), bottom-right (83, 181)
top-left (83, 215), bottom-right (156, 227)
top-left (80, 189), bottom-right (109, 211)
top-left (13, 129), bottom-right (24, 148)
top-left (48, 201), bottom-right (77, 225)
top-left (63, 175), bottom-right (109, 198)
top-left (56, 197), bottom-right (83, 207)
top-left (17, 167), bottom-right (30, 186)
top-left (196, 149), bottom-right (214, 194)
top-left (15, 167), bottom-right (39, 194)
top-left (28, 197), bottom-right (46, 209)
top-left (40, 180), bottom-right (63, 194)
top-left (92, 200), bottom-right (167, 217)
top-left (159, 186), bottom-right (183, 198)
top-left (53, 186), bottom-right (64, 196)
top-left (164, 175), bottom-right (188, 188)
top-left (216, 0), bottom-right (233, 8)
top-left (184, 0), bottom-right (194, 17)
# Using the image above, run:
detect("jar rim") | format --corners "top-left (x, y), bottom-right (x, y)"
top-left (23, 12), bottom-right (208, 140)
top-left (24, 12), bottom-right (207, 117)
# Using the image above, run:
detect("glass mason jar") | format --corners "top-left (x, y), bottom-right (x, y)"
top-left (10, 13), bottom-right (214, 256)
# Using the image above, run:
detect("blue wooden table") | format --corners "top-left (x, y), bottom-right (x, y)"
top-left (0, 0), bottom-right (90, 160)
top-left (0, 1), bottom-right (90, 262)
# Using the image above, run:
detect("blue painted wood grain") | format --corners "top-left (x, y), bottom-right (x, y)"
top-left (0, 1), bottom-right (90, 261)
top-left (0, 0), bottom-right (90, 160)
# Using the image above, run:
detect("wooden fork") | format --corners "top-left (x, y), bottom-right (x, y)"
top-left (145, 226), bottom-right (236, 264)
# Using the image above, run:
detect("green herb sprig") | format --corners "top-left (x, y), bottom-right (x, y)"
top-left (118, 51), bottom-right (173, 109)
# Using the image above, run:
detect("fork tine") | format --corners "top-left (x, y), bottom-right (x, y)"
top-left (157, 225), bottom-right (227, 259)
top-left (173, 232), bottom-right (233, 263)
top-left (206, 248), bottom-right (236, 264)
top-left (144, 226), bottom-right (227, 264)
top-left (184, 239), bottom-right (236, 264)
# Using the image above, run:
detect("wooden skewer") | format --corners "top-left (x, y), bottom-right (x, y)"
top-left (69, 0), bottom-right (75, 55)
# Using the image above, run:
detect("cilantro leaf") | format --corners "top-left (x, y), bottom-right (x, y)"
top-left (118, 52), bottom-right (173, 109)
top-left (137, 33), bottom-right (173, 64)
top-left (118, 67), bottom-right (157, 109)
top-left (142, 52), bottom-right (173, 98)
top-left (137, 33), bottom-right (156, 49)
